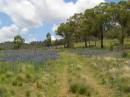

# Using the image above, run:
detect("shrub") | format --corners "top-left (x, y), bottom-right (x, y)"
top-left (36, 80), bottom-right (43, 89)
top-left (26, 91), bottom-right (31, 97)
top-left (12, 80), bottom-right (23, 87)
top-left (10, 90), bottom-right (15, 96)
top-left (0, 87), bottom-right (8, 97)
top-left (12, 80), bottom-right (17, 86)
top-left (121, 51), bottom-right (128, 58)
top-left (70, 83), bottom-right (78, 93)
top-left (70, 83), bottom-right (91, 95)
top-left (78, 84), bottom-right (87, 95)
top-left (25, 73), bottom-right (34, 82)
top-left (110, 44), bottom-right (114, 51)
top-left (5, 71), bottom-right (14, 78)
top-left (12, 75), bottom-right (24, 87)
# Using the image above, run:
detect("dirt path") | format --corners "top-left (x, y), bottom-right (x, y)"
top-left (58, 64), bottom-right (69, 97)
top-left (83, 69), bottom-right (115, 97)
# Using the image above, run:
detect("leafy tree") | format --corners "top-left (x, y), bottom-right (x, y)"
top-left (45, 32), bottom-right (52, 47)
top-left (57, 22), bottom-right (75, 48)
top-left (14, 35), bottom-right (25, 49)
top-left (69, 13), bottom-right (83, 42)
top-left (94, 3), bottom-right (111, 48)
top-left (109, 1), bottom-right (130, 49)
top-left (80, 9), bottom-right (95, 47)
top-left (56, 1), bottom-right (130, 49)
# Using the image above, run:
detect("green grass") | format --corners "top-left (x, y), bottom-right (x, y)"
top-left (1, 50), bottom-right (130, 97)
top-left (74, 38), bottom-right (130, 49)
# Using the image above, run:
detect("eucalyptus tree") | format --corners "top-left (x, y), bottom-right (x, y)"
top-left (46, 32), bottom-right (52, 47)
top-left (69, 13), bottom-right (83, 42)
top-left (93, 3), bottom-right (111, 48)
top-left (57, 21), bottom-right (75, 48)
top-left (109, 1), bottom-right (130, 49)
top-left (80, 9), bottom-right (95, 47)
top-left (14, 35), bottom-right (25, 49)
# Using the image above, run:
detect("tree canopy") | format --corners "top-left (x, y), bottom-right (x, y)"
top-left (13, 35), bottom-right (25, 49)
top-left (57, 1), bottom-right (130, 49)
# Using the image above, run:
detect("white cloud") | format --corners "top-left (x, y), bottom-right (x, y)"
top-left (0, 0), bottom-right (105, 28)
top-left (25, 37), bottom-right (37, 43)
top-left (0, 24), bottom-right (19, 42)
top-left (0, 24), bottom-right (34, 43)
top-left (0, 0), bottom-right (105, 43)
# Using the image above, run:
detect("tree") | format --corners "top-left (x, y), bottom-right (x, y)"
top-left (57, 22), bottom-right (75, 48)
top-left (14, 35), bottom-right (25, 49)
top-left (69, 13), bottom-right (83, 42)
top-left (109, 1), bottom-right (130, 49)
top-left (80, 9), bottom-right (95, 48)
top-left (46, 32), bottom-right (52, 47)
top-left (94, 3), bottom-right (111, 48)
top-left (56, 1), bottom-right (130, 49)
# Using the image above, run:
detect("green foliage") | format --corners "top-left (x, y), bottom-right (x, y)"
top-left (45, 32), bottom-right (52, 47)
top-left (57, 1), bottom-right (130, 49)
top-left (36, 80), bottom-right (43, 89)
top-left (12, 75), bottom-right (24, 87)
top-left (70, 83), bottom-right (90, 95)
top-left (57, 22), bottom-right (75, 48)
top-left (13, 35), bottom-right (25, 49)
top-left (26, 91), bottom-right (31, 97)
top-left (121, 51), bottom-right (128, 58)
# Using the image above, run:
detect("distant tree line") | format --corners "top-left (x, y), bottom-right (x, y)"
top-left (56, 1), bottom-right (130, 49)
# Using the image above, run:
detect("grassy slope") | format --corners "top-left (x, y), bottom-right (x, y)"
top-left (49, 52), bottom-right (116, 97)
top-left (0, 50), bottom-right (130, 97)
top-left (43, 51), bottom-right (130, 97)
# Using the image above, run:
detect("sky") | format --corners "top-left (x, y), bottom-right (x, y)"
top-left (0, 0), bottom-right (120, 43)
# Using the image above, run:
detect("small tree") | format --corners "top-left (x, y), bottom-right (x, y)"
top-left (14, 35), bottom-right (25, 49)
top-left (57, 22), bottom-right (75, 48)
top-left (46, 32), bottom-right (52, 47)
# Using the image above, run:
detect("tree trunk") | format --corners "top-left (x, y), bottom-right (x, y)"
top-left (94, 40), bottom-right (97, 47)
top-left (64, 44), bottom-right (66, 48)
top-left (85, 39), bottom-right (88, 48)
top-left (101, 31), bottom-right (104, 48)
top-left (66, 39), bottom-right (74, 48)
top-left (67, 40), bottom-right (69, 48)
top-left (64, 39), bottom-right (66, 48)
top-left (120, 32), bottom-right (125, 49)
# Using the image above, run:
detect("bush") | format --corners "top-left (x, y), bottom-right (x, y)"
top-left (110, 45), bottom-right (114, 51)
top-left (12, 75), bottom-right (24, 87)
top-left (5, 71), bottom-right (14, 78)
top-left (78, 84), bottom-right (87, 95)
top-left (12, 80), bottom-right (23, 87)
top-left (26, 91), bottom-right (31, 97)
top-left (25, 73), bottom-right (34, 82)
top-left (36, 80), bottom-right (43, 89)
top-left (70, 83), bottom-right (90, 95)
top-left (121, 51), bottom-right (128, 58)
top-left (0, 87), bottom-right (8, 97)
top-left (70, 83), bottom-right (78, 93)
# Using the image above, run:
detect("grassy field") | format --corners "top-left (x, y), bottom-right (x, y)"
top-left (0, 49), bottom-right (130, 97)
top-left (75, 38), bottom-right (130, 49)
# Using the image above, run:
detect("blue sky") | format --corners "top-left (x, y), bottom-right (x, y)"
top-left (0, 0), bottom-right (120, 43)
